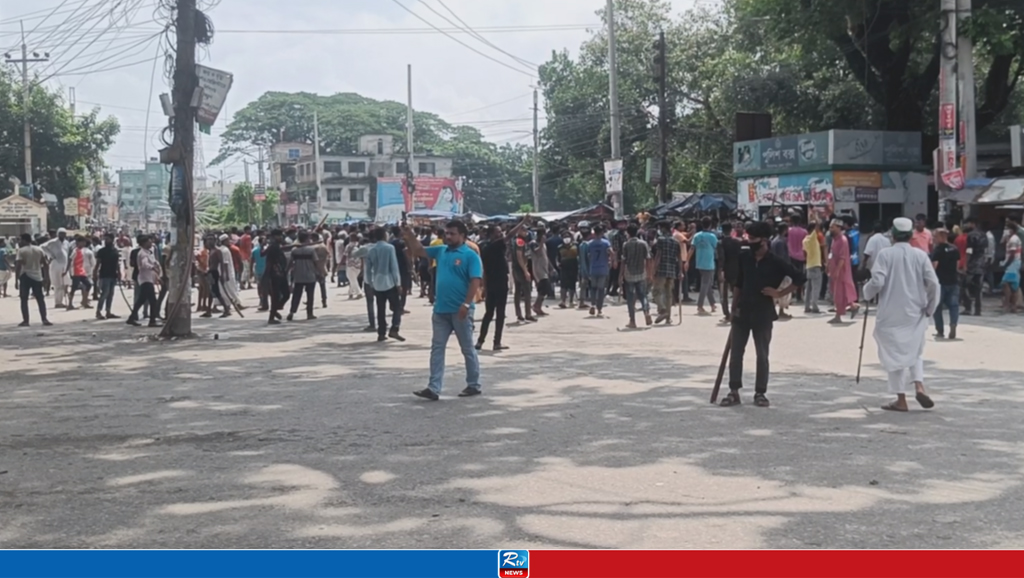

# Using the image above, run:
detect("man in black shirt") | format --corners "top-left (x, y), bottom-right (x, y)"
top-left (477, 225), bottom-right (512, 351)
top-left (93, 233), bottom-right (122, 320)
top-left (960, 217), bottom-right (988, 317)
top-left (390, 226), bottom-right (412, 313)
top-left (263, 229), bottom-right (290, 324)
top-left (930, 228), bottom-right (961, 340)
top-left (720, 221), bottom-right (806, 408)
top-left (717, 222), bottom-right (742, 322)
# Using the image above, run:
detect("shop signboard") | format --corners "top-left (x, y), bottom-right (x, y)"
top-left (831, 130), bottom-right (884, 165)
top-left (733, 140), bottom-right (760, 173)
top-left (760, 136), bottom-right (799, 170)
top-left (882, 131), bottom-right (923, 165)
top-left (797, 132), bottom-right (830, 167)
top-left (745, 172), bottom-right (834, 206)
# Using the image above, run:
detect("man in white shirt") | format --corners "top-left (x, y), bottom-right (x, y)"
top-left (41, 228), bottom-right (71, 308)
top-left (862, 221), bottom-right (892, 272)
top-left (334, 232), bottom-right (348, 287)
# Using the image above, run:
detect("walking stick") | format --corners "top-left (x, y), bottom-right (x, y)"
top-left (677, 275), bottom-right (683, 325)
top-left (710, 327), bottom-right (733, 404)
top-left (855, 304), bottom-right (870, 384)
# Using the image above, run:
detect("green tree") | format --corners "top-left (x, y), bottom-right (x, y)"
top-left (0, 69), bottom-right (119, 208)
top-left (730, 0), bottom-right (1024, 132)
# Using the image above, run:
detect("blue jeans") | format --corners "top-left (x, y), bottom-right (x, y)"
top-left (96, 277), bottom-right (117, 314)
top-left (623, 280), bottom-right (650, 321)
top-left (933, 284), bottom-right (960, 336)
top-left (428, 312), bottom-right (481, 395)
top-left (589, 274), bottom-right (608, 310)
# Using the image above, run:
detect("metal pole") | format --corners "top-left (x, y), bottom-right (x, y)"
top-left (257, 147), bottom-right (265, 226)
top-left (162, 0), bottom-right (197, 338)
top-left (532, 88), bottom-right (540, 212)
top-left (313, 111), bottom-right (322, 219)
top-left (956, 0), bottom-right (977, 181)
top-left (607, 0), bottom-right (623, 218)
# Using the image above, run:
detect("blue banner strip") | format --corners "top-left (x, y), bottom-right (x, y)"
top-left (0, 551), bottom-right (500, 578)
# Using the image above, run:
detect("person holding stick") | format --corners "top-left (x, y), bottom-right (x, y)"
top-left (719, 221), bottom-right (805, 408)
top-left (862, 217), bottom-right (940, 412)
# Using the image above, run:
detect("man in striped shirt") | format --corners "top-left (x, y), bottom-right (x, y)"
top-left (619, 225), bottom-right (653, 328)
top-left (651, 221), bottom-right (682, 324)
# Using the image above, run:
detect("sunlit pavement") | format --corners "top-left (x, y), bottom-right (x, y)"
top-left (2, 285), bottom-right (1024, 548)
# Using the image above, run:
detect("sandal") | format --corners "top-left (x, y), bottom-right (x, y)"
top-left (915, 392), bottom-right (935, 409)
top-left (881, 402), bottom-right (908, 412)
top-left (719, 392), bottom-right (741, 407)
top-left (753, 393), bottom-right (770, 408)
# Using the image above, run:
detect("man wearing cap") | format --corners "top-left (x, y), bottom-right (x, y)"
top-left (41, 228), bottom-right (71, 308)
top-left (863, 217), bottom-right (941, 412)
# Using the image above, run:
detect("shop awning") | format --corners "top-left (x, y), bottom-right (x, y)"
top-left (974, 177), bottom-right (1024, 205)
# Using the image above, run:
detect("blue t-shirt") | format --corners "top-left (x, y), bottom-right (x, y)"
top-left (426, 243), bottom-right (482, 315)
top-left (252, 244), bottom-right (267, 277)
top-left (0, 247), bottom-right (9, 271)
top-left (587, 238), bottom-right (612, 276)
top-left (692, 231), bottom-right (719, 271)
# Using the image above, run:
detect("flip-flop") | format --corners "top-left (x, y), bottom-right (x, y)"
top-left (915, 392), bottom-right (935, 409)
top-left (881, 402), bottom-right (908, 412)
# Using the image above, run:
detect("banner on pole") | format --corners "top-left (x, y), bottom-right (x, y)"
top-left (195, 64), bottom-right (233, 126)
top-left (604, 159), bottom-right (623, 193)
top-left (63, 197), bottom-right (79, 216)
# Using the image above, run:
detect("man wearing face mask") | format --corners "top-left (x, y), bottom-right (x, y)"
top-left (719, 221), bottom-right (806, 408)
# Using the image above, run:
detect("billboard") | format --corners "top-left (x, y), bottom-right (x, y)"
top-left (375, 177), bottom-right (409, 223)
top-left (744, 172), bottom-right (834, 206)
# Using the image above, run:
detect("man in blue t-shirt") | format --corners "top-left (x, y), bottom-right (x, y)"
top-left (0, 237), bottom-right (12, 298)
top-left (403, 220), bottom-right (483, 401)
top-left (586, 224), bottom-right (613, 316)
top-left (691, 217), bottom-right (719, 315)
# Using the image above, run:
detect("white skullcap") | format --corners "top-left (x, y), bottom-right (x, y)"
top-left (57, 228), bottom-right (67, 234)
top-left (892, 217), bottom-right (913, 233)
top-left (218, 234), bottom-right (229, 241)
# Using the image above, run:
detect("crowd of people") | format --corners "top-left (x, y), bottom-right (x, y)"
top-left (2, 210), bottom-right (1021, 406)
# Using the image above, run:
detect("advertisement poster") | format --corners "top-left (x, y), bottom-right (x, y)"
top-left (78, 198), bottom-right (91, 217)
top-left (63, 197), bottom-right (79, 216)
top-left (748, 172), bottom-right (834, 206)
top-left (375, 178), bottom-right (410, 222)
top-left (409, 177), bottom-right (463, 213)
top-left (603, 159), bottom-right (623, 193)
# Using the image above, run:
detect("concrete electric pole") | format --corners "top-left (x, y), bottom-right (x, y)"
top-left (162, 0), bottom-right (198, 338)
top-left (654, 30), bottom-right (669, 204)
top-left (406, 64), bottom-right (417, 204)
top-left (4, 22), bottom-right (49, 194)
top-left (938, 0), bottom-right (959, 183)
top-left (956, 0), bottom-right (977, 180)
top-left (607, 0), bottom-right (623, 218)
top-left (532, 88), bottom-right (540, 212)
top-left (313, 111), bottom-right (322, 223)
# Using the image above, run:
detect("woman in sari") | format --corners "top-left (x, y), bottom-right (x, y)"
top-left (828, 219), bottom-right (860, 324)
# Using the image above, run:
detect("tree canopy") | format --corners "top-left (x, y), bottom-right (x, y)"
top-left (0, 70), bottom-right (119, 206)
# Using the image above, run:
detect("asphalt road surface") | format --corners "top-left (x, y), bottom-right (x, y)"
top-left (2, 284), bottom-right (1023, 548)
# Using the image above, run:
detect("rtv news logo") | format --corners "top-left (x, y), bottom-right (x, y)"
top-left (498, 550), bottom-right (529, 578)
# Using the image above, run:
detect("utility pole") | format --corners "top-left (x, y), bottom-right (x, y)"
top-left (313, 111), bottom-right (322, 221)
top-left (257, 146), bottom-right (265, 226)
top-left (956, 0), bottom-right (977, 181)
top-left (654, 30), bottom-right (669, 203)
top-left (162, 0), bottom-right (198, 338)
top-left (606, 0), bottom-right (623, 218)
top-left (69, 87), bottom-right (76, 116)
top-left (4, 22), bottom-right (49, 193)
top-left (243, 159), bottom-right (250, 184)
top-left (532, 88), bottom-right (540, 212)
top-left (938, 0), bottom-right (959, 185)
top-left (406, 64), bottom-right (417, 205)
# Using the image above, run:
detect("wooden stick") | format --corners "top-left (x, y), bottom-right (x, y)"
top-left (855, 304), bottom-right (869, 384)
top-left (710, 327), bottom-right (733, 404)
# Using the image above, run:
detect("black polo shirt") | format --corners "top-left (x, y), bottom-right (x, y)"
top-left (734, 248), bottom-right (807, 327)
top-left (481, 238), bottom-right (509, 289)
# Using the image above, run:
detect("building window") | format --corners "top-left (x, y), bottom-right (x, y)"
top-left (377, 171), bottom-right (385, 178)
top-left (348, 161), bottom-right (367, 174)
top-left (349, 188), bottom-right (365, 203)
top-left (326, 188), bottom-right (343, 202)
top-left (395, 162), bottom-right (408, 175)
top-left (298, 164), bottom-right (305, 177)
top-left (323, 161), bottom-right (342, 174)
top-left (418, 162), bottom-right (436, 175)
top-left (377, 139), bottom-right (384, 155)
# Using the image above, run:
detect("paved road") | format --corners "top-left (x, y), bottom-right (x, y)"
top-left (1, 284), bottom-right (1023, 548)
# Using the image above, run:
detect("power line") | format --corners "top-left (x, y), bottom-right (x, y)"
top-left (423, 0), bottom-right (538, 69)
top-left (390, 0), bottom-right (536, 77)
top-left (206, 23), bottom-right (598, 35)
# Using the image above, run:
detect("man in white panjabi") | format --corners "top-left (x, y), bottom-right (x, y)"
top-left (41, 228), bottom-right (71, 308)
top-left (863, 217), bottom-right (941, 412)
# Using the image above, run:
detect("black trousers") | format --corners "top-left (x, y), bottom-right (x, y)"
top-left (209, 271), bottom-right (231, 311)
top-left (19, 274), bottom-right (47, 323)
top-left (962, 273), bottom-right (983, 315)
top-left (729, 319), bottom-right (773, 394)
top-left (317, 274), bottom-right (328, 305)
top-left (268, 276), bottom-right (289, 320)
top-left (479, 284), bottom-right (508, 345)
top-left (374, 287), bottom-right (402, 336)
top-left (289, 282), bottom-right (315, 316)
top-left (130, 282), bottom-right (158, 323)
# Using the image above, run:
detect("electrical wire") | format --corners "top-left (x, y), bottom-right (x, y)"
top-left (390, 0), bottom-right (535, 78)
top-left (423, 0), bottom-right (538, 69)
